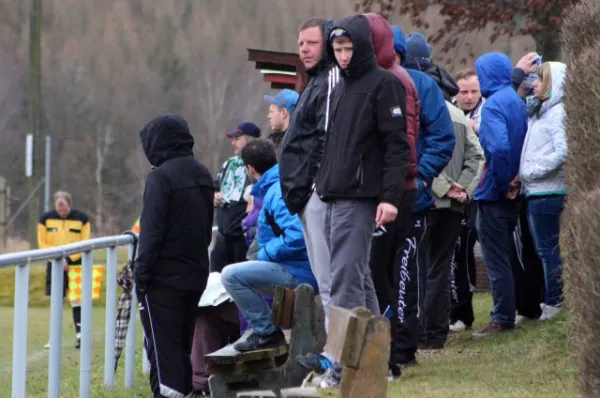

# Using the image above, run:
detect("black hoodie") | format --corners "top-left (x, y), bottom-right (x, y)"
top-left (314, 15), bottom-right (409, 208)
top-left (279, 19), bottom-right (337, 215)
top-left (135, 114), bottom-right (215, 292)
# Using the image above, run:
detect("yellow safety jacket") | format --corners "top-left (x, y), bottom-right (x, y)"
top-left (37, 209), bottom-right (91, 264)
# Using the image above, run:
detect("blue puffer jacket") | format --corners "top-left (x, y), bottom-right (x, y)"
top-left (392, 26), bottom-right (455, 213)
top-left (474, 52), bottom-right (528, 201)
top-left (251, 164), bottom-right (318, 292)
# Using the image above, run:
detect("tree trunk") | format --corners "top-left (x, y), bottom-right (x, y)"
top-left (533, 29), bottom-right (563, 61)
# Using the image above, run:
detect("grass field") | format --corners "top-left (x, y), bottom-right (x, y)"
top-left (0, 293), bottom-right (578, 398)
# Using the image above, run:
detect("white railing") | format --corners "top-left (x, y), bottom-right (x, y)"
top-left (0, 232), bottom-right (139, 398)
top-left (1, 226), bottom-right (220, 398)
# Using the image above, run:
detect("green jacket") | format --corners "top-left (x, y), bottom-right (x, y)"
top-left (431, 102), bottom-right (484, 213)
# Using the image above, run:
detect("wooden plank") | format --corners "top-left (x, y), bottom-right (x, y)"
top-left (281, 288), bottom-right (295, 329)
top-left (339, 316), bottom-right (390, 398)
top-left (324, 305), bottom-right (368, 368)
top-left (270, 287), bottom-right (286, 327)
top-left (237, 390), bottom-right (277, 398)
top-left (247, 48), bottom-right (301, 65)
top-left (280, 387), bottom-right (321, 397)
top-left (264, 74), bottom-right (297, 86)
top-left (205, 343), bottom-right (289, 365)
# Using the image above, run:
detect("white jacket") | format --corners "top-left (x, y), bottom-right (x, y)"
top-left (519, 62), bottom-right (568, 196)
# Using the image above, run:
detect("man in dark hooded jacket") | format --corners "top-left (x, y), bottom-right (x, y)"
top-left (135, 114), bottom-right (214, 398)
top-left (404, 32), bottom-right (459, 101)
top-left (296, 15), bottom-right (410, 388)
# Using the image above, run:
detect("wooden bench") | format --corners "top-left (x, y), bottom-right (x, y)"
top-left (206, 284), bottom-right (326, 398)
top-left (237, 305), bottom-right (391, 398)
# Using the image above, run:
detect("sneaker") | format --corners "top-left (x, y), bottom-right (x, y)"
top-left (314, 366), bottom-right (341, 389)
top-left (472, 321), bottom-right (512, 339)
top-left (233, 328), bottom-right (286, 352)
top-left (76, 333), bottom-right (81, 349)
top-left (449, 320), bottom-right (467, 332)
top-left (44, 342), bottom-right (50, 350)
top-left (539, 304), bottom-right (563, 320)
top-left (296, 353), bottom-right (333, 374)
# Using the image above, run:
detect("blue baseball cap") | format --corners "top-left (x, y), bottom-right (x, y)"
top-left (263, 89), bottom-right (300, 112)
top-left (226, 122), bottom-right (261, 138)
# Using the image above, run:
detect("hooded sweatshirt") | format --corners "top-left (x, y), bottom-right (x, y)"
top-left (365, 13), bottom-right (419, 192)
top-left (403, 32), bottom-right (459, 101)
top-left (392, 25), bottom-right (455, 213)
top-left (314, 15), bottom-right (410, 208)
top-left (474, 52), bottom-right (528, 201)
top-left (135, 114), bottom-right (215, 292)
top-left (519, 62), bottom-right (567, 197)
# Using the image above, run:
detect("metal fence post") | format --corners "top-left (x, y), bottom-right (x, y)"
top-left (11, 261), bottom-right (30, 398)
top-left (48, 258), bottom-right (64, 398)
top-left (124, 285), bottom-right (137, 388)
top-left (103, 247), bottom-right (118, 388)
top-left (79, 251), bottom-right (94, 398)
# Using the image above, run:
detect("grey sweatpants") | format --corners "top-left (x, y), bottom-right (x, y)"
top-left (323, 198), bottom-right (380, 316)
top-left (301, 193), bottom-right (380, 332)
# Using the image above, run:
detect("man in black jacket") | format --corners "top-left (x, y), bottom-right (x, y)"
top-left (135, 114), bottom-right (214, 398)
top-left (297, 16), bottom-right (410, 386)
top-left (316, 14), bottom-right (409, 316)
top-left (279, 17), bottom-right (339, 329)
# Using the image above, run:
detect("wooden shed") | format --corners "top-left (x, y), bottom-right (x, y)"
top-left (247, 48), bottom-right (308, 91)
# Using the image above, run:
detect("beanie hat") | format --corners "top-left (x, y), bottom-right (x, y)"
top-left (406, 32), bottom-right (432, 60)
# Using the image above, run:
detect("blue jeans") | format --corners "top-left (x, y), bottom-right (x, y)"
top-left (526, 196), bottom-right (565, 307)
top-left (221, 261), bottom-right (301, 336)
top-left (476, 200), bottom-right (520, 327)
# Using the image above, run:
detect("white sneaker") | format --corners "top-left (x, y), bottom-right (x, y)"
top-left (449, 320), bottom-right (467, 332)
top-left (44, 342), bottom-right (50, 349)
top-left (515, 314), bottom-right (532, 326)
top-left (539, 304), bottom-right (563, 320)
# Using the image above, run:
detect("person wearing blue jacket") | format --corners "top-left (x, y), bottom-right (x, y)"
top-left (471, 52), bottom-right (528, 339)
top-left (391, 25), bottom-right (455, 368)
top-left (221, 139), bottom-right (318, 352)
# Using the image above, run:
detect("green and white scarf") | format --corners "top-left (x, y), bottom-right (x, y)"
top-left (220, 156), bottom-right (247, 203)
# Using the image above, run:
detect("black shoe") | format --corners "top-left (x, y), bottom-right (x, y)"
top-left (389, 364), bottom-right (402, 380)
top-left (233, 329), bottom-right (286, 352)
top-left (192, 389), bottom-right (210, 397)
top-left (75, 337), bottom-right (80, 349)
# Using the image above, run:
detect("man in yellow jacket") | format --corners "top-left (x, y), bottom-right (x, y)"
top-left (38, 191), bottom-right (91, 349)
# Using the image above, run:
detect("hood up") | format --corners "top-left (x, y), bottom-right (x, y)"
top-left (140, 114), bottom-right (194, 167)
top-left (475, 52), bottom-right (513, 97)
top-left (391, 25), bottom-right (407, 63)
top-left (327, 15), bottom-right (377, 79)
top-left (364, 13), bottom-right (396, 70)
top-left (542, 61), bottom-right (566, 111)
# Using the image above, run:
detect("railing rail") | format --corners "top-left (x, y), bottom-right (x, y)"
top-left (3, 226), bottom-right (219, 398)
top-left (1, 232), bottom-right (138, 398)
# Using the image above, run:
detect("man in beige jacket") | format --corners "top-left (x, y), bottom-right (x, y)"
top-left (419, 101), bottom-right (484, 349)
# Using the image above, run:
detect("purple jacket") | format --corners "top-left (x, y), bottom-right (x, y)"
top-left (241, 197), bottom-right (263, 245)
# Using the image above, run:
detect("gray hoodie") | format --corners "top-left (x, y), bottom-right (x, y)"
top-left (519, 62), bottom-right (568, 197)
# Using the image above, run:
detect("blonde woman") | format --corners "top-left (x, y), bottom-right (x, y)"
top-left (519, 62), bottom-right (568, 321)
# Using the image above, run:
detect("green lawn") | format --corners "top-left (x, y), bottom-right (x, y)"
top-left (0, 294), bottom-right (578, 398)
